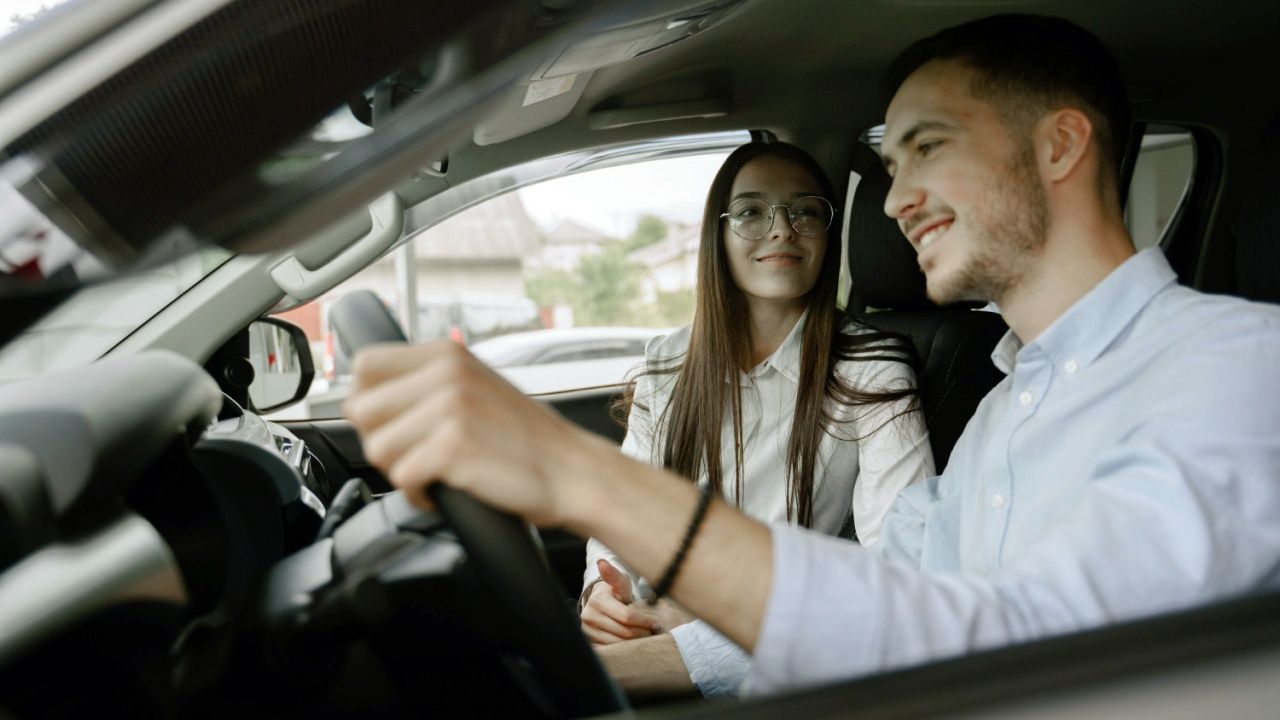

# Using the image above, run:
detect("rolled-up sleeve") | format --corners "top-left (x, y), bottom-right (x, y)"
top-left (670, 620), bottom-right (753, 697)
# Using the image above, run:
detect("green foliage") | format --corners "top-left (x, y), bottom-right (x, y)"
top-left (623, 214), bottom-right (668, 252)
top-left (654, 289), bottom-right (695, 326)
top-left (526, 221), bottom-right (696, 328)
top-left (572, 245), bottom-right (641, 325)
top-left (525, 268), bottom-right (577, 307)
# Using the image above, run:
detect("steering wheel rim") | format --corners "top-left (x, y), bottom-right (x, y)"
top-left (428, 484), bottom-right (627, 718)
top-left (332, 293), bottom-right (623, 716)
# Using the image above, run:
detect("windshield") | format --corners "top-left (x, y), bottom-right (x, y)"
top-left (0, 245), bottom-right (232, 381)
top-left (0, 147), bottom-right (235, 380)
top-left (0, 0), bottom-right (624, 348)
top-left (0, 170), bottom-right (109, 287)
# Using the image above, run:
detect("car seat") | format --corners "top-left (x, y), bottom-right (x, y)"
top-left (329, 288), bottom-right (409, 358)
top-left (1233, 113), bottom-right (1280, 303)
top-left (844, 147), bottom-right (1008, 472)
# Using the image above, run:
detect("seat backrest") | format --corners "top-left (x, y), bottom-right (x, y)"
top-left (845, 148), bottom-right (1007, 471)
top-left (330, 288), bottom-right (408, 359)
top-left (1234, 113), bottom-right (1280, 303)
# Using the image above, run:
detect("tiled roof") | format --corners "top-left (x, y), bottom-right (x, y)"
top-left (414, 192), bottom-right (540, 260)
top-left (542, 218), bottom-right (613, 245)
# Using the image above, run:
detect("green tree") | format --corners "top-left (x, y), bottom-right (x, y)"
top-left (623, 214), bottom-right (668, 252)
top-left (573, 245), bottom-right (641, 325)
top-left (525, 268), bottom-right (576, 307)
top-left (654, 288), bottom-right (695, 326)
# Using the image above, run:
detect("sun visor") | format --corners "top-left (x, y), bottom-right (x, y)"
top-left (474, 72), bottom-right (593, 146)
top-left (472, 0), bottom-right (746, 146)
top-left (530, 0), bottom-right (747, 79)
top-left (0, 0), bottom-right (650, 281)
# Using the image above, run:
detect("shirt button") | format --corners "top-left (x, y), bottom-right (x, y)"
top-left (1019, 391), bottom-right (1032, 405)
top-left (1065, 360), bottom-right (1078, 373)
top-left (992, 494), bottom-right (1006, 509)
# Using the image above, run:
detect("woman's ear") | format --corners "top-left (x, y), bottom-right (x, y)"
top-left (1038, 108), bottom-right (1093, 184)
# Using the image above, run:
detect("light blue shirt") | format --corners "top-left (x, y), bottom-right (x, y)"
top-left (745, 248), bottom-right (1280, 694)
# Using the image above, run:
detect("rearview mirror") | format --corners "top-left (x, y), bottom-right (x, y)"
top-left (247, 318), bottom-right (314, 413)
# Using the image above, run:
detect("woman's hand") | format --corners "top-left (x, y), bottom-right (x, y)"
top-left (581, 560), bottom-right (696, 645)
top-left (581, 560), bottom-right (657, 645)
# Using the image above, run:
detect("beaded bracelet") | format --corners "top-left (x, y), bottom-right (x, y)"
top-left (648, 481), bottom-right (713, 604)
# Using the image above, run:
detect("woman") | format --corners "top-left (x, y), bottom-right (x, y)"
top-left (580, 142), bottom-right (934, 694)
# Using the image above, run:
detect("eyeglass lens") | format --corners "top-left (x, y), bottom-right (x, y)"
top-left (726, 197), bottom-right (832, 239)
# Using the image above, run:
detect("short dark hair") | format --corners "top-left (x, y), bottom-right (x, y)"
top-left (883, 14), bottom-right (1130, 188)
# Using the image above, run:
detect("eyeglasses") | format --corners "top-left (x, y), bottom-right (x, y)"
top-left (719, 196), bottom-right (835, 240)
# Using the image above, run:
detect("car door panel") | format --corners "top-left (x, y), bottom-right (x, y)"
top-left (537, 385), bottom-right (628, 444)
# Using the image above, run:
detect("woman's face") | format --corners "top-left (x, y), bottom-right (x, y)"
top-left (723, 155), bottom-right (829, 311)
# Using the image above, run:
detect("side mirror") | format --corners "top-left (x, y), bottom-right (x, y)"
top-left (247, 318), bottom-right (314, 413)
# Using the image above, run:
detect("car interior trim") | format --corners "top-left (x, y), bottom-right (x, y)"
top-left (0, 512), bottom-right (186, 670)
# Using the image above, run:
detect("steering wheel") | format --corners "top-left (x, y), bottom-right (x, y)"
top-left (429, 486), bottom-right (626, 717)
top-left (332, 290), bottom-right (625, 717)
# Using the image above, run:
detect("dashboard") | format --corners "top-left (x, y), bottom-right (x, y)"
top-left (0, 349), bottom-right (582, 718)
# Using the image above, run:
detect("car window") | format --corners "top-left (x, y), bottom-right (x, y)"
top-left (537, 345), bottom-right (593, 363)
top-left (538, 341), bottom-right (639, 363)
top-left (271, 147), bottom-right (733, 418)
top-left (1126, 127), bottom-right (1196, 250)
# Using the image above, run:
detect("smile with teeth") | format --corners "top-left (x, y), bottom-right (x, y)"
top-left (918, 221), bottom-right (953, 251)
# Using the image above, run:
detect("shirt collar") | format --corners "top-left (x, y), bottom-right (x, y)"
top-left (735, 311), bottom-right (807, 384)
top-left (991, 248), bottom-right (1177, 375)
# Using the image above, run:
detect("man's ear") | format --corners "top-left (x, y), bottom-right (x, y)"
top-left (1038, 108), bottom-right (1093, 183)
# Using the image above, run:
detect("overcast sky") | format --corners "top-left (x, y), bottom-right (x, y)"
top-left (519, 153), bottom-right (728, 237)
top-left (1, 0), bottom-right (69, 36)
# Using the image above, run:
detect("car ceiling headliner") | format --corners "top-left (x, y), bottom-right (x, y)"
top-left (447, 0), bottom-right (1280, 187)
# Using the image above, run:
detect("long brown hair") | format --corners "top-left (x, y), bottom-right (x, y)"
top-left (617, 141), bottom-right (918, 528)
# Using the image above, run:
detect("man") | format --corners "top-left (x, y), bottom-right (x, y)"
top-left (345, 14), bottom-right (1280, 696)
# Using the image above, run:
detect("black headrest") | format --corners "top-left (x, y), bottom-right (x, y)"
top-left (1234, 113), bottom-right (1280, 303)
top-left (845, 145), bottom-right (931, 310)
top-left (330, 289), bottom-right (408, 356)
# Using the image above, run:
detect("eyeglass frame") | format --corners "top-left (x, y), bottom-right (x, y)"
top-left (718, 195), bottom-right (837, 240)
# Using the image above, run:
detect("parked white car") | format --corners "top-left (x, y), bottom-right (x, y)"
top-left (471, 326), bottom-right (664, 394)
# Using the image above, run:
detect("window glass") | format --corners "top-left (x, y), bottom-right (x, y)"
top-left (1126, 128), bottom-right (1196, 250)
top-left (3, 1), bottom-right (75, 39)
top-left (273, 150), bottom-right (731, 418)
top-left (0, 245), bottom-right (232, 380)
top-left (540, 346), bottom-right (592, 363)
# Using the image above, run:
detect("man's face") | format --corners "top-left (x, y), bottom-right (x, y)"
top-left (881, 59), bottom-right (1048, 305)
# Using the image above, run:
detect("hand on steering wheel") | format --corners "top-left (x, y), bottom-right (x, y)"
top-left (344, 337), bottom-right (627, 717)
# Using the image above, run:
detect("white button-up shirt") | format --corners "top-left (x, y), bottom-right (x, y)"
top-left (746, 249), bottom-right (1280, 693)
top-left (584, 314), bottom-right (934, 694)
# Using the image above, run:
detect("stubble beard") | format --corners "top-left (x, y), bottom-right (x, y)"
top-left (926, 143), bottom-right (1049, 306)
